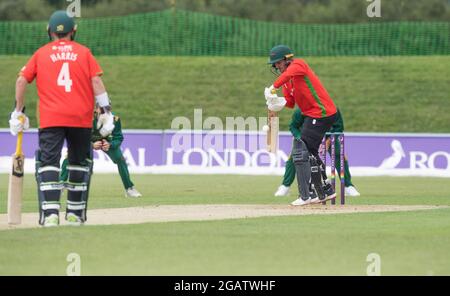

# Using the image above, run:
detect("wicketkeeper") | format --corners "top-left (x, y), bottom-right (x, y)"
top-left (274, 108), bottom-right (360, 197)
top-left (9, 11), bottom-right (115, 227)
top-left (265, 45), bottom-right (338, 206)
top-left (60, 106), bottom-right (142, 198)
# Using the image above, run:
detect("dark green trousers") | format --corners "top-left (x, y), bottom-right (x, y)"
top-left (282, 141), bottom-right (354, 187)
top-left (61, 148), bottom-right (134, 190)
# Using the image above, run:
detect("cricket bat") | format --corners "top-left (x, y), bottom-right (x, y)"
top-left (267, 110), bottom-right (279, 153)
top-left (7, 121), bottom-right (25, 225)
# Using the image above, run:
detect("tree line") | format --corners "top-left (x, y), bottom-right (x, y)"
top-left (1, 0), bottom-right (449, 22)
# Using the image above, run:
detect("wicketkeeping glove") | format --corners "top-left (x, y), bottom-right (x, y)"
top-left (97, 112), bottom-right (115, 137)
top-left (9, 109), bottom-right (30, 136)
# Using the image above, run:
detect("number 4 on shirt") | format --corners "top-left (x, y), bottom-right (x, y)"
top-left (57, 62), bottom-right (73, 92)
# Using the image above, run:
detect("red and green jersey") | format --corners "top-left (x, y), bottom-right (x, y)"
top-left (20, 40), bottom-right (103, 129)
top-left (273, 59), bottom-right (336, 118)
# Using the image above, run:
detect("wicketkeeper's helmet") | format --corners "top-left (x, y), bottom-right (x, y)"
top-left (47, 10), bottom-right (77, 40)
top-left (268, 45), bottom-right (294, 65)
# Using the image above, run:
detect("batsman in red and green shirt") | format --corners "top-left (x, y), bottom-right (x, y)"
top-left (265, 45), bottom-right (338, 206)
top-left (274, 108), bottom-right (360, 197)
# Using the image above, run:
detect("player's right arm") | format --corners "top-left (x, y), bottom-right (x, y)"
top-left (15, 76), bottom-right (28, 112)
top-left (16, 53), bottom-right (38, 109)
top-left (9, 55), bottom-right (36, 136)
top-left (92, 76), bottom-right (107, 96)
top-left (87, 50), bottom-right (115, 137)
top-left (273, 61), bottom-right (306, 89)
top-left (281, 85), bottom-right (295, 109)
top-left (265, 64), bottom-right (299, 111)
top-left (93, 75), bottom-right (115, 137)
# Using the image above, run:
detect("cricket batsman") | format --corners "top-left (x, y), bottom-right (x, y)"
top-left (265, 45), bottom-right (338, 206)
top-left (60, 105), bottom-right (142, 198)
top-left (274, 108), bottom-right (360, 197)
top-left (9, 11), bottom-right (115, 227)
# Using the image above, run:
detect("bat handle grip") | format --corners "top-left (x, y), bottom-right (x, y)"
top-left (15, 116), bottom-right (25, 156)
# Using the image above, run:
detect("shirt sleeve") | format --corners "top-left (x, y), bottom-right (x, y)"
top-left (282, 85), bottom-right (295, 109)
top-left (87, 50), bottom-right (103, 78)
top-left (19, 53), bottom-right (38, 83)
top-left (110, 116), bottom-right (124, 150)
top-left (273, 61), bottom-right (307, 89)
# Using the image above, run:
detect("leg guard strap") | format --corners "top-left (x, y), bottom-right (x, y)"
top-left (66, 165), bottom-right (91, 222)
top-left (35, 150), bottom-right (63, 225)
top-left (310, 155), bottom-right (325, 199)
top-left (42, 201), bottom-right (61, 211)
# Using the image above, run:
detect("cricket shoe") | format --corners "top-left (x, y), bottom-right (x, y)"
top-left (307, 183), bottom-right (321, 204)
top-left (43, 214), bottom-right (59, 227)
top-left (320, 183), bottom-right (336, 202)
top-left (291, 197), bottom-right (311, 206)
top-left (345, 186), bottom-right (361, 197)
top-left (125, 187), bottom-right (142, 198)
top-left (274, 185), bottom-right (290, 197)
top-left (66, 212), bottom-right (84, 226)
top-left (309, 190), bottom-right (321, 204)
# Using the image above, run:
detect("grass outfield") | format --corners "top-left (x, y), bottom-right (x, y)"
top-left (0, 55), bottom-right (449, 133)
top-left (0, 174), bottom-right (449, 275)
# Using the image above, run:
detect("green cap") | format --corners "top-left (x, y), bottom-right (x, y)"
top-left (268, 45), bottom-right (294, 64)
top-left (48, 10), bottom-right (75, 34)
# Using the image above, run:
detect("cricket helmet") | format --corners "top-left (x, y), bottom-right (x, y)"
top-left (268, 45), bottom-right (294, 65)
top-left (47, 10), bottom-right (77, 39)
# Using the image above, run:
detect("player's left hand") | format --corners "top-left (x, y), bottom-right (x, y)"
top-left (264, 86), bottom-right (277, 101)
top-left (101, 140), bottom-right (110, 152)
top-left (97, 112), bottom-right (115, 137)
top-left (9, 109), bottom-right (30, 136)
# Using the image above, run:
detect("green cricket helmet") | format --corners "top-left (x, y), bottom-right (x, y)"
top-left (47, 10), bottom-right (77, 40)
top-left (268, 45), bottom-right (294, 65)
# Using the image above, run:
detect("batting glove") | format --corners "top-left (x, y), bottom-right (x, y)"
top-left (264, 86), bottom-right (277, 101)
top-left (97, 111), bottom-right (115, 137)
top-left (266, 96), bottom-right (287, 112)
top-left (9, 109), bottom-right (30, 136)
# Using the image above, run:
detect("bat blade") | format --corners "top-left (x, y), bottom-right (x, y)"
top-left (7, 152), bottom-right (24, 225)
top-left (267, 110), bottom-right (279, 153)
top-left (266, 111), bottom-right (272, 150)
